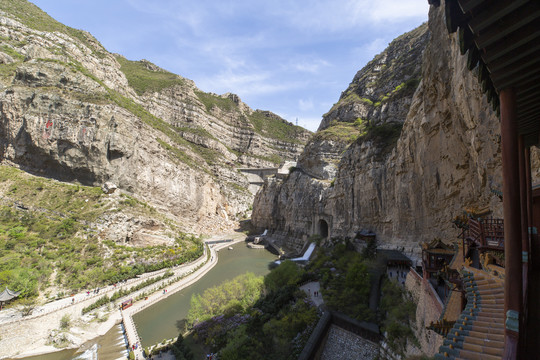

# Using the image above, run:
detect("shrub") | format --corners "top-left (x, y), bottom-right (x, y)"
top-left (60, 314), bottom-right (71, 329)
top-left (263, 261), bottom-right (304, 293)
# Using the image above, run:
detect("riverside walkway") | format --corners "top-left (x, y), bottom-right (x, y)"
top-left (0, 234), bottom-right (245, 359)
top-left (120, 235), bottom-right (246, 359)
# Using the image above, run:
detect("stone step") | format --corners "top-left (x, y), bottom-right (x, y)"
top-left (476, 303), bottom-right (503, 310)
top-left (462, 341), bottom-right (503, 356)
top-left (464, 335), bottom-right (504, 348)
top-left (479, 298), bottom-right (504, 305)
top-left (478, 288), bottom-right (504, 295)
top-left (474, 315), bottom-right (503, 324)
top-left (468, 329), bottom-right (504, 342)
top-left (457, 349), bottom-right (503, 360)
top-left (476, 309), bottom-right (504, 316)
top-left (472, 320), bottom-right (503, 329)
top-left (458, 350), bottom-right (501, 360)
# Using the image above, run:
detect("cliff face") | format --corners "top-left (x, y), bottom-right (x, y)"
top-left (0, 0), bottom-right (310, 235)
top-left (252, 5), bottom-right (503, 254)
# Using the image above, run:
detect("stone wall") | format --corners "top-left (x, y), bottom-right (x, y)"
top-left (405, 268), bottom-right (444, 356)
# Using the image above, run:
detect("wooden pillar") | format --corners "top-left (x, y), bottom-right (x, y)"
top-left (519, 136), bottom-right (530, 353)
top-left (500, 88), bottom-right (522, 359)
top-left (519, 137), bottom-right (530, 298)
top-left (525, 146), bottom-right (533, 265)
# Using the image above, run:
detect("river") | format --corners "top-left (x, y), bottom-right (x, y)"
top-left (133, 243), bottom-right (277, 347)
top-left (15, 243), bottom-right (276, 359)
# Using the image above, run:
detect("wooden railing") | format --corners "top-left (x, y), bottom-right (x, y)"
top-left (466, 217), bottom-right (504, 250)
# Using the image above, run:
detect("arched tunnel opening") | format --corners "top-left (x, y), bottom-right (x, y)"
top-left (318, 219), bottom-right (329, 238)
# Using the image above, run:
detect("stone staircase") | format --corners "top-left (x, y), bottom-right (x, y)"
top-left (435, 266), bottom-right (504, 360)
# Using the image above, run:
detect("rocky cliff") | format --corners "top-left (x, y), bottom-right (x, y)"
top-left (0, 0), bottom-right (310, 236)
top-left (252, 4), bottom-right (504, 255)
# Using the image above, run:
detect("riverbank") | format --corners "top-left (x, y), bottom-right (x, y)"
top-left (0, 233), bottom-right (247, 360)
top-left (122, 234), bottom-right (248, 359)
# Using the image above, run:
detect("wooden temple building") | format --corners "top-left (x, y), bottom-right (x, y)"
top-left (428, 0), bottom-right (540, 358)
top-left (422, 238), bottom-right (455, 281)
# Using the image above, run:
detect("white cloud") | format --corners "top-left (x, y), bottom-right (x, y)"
top-left (299, 98), bottom-right (314, 112)
top-left (292, 59), bottom-right (330, 73)
top-left (197, 70), bottom-right (303, 97)
top-left (267, 0), bottom-right (428, 33)
top-left (365, 0), bottom-right (429, 22)
top-left (299, 117), bottom-right (323, 132)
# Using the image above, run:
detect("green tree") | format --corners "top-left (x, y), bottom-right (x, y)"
top-left (323, 257), bottom-right (373, 321)
top-left (187, 273), bottom-right (263, 326)
top-left (171, 334), bottom-right (194, 360)
top-left (263, 260), bottom-right (303, 293)
top-left (380, 279), bottom-right (417, 354)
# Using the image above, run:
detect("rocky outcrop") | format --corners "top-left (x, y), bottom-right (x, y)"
top-left (253, 4), bottom-right (504, 254)
top-left (0, 1), bottom-right (310, 235)
top-left (319, 24), bottom-right (429, 131)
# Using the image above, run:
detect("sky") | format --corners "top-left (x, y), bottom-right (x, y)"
top-left (30, 0), bottom-right (429, 132)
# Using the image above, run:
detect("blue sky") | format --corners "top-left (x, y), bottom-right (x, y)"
top-left (30, 0), bottom-right (428, 132)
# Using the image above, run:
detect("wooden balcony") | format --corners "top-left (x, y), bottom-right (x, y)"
top-left (465, 217), bottom-right (504, 251)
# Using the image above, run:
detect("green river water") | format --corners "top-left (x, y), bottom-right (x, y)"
top-left (133, 243), bottom-right (277, 347)
top-left (15, 242), bottom-right (276, 359)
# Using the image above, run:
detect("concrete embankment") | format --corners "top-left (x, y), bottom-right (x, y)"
top-left (0, 235), bottom-right (245, 359)
top-left (121, 236), bottom-right (245, 359)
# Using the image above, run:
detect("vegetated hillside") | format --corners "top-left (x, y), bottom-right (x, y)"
top-left (0, 165), bottom-right (203, 299)
top-left (252, 4), bottom-right (504, 254)
top-left (0, 0), bottom-right (311, 237)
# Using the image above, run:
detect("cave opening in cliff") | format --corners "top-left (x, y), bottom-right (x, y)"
top-left (318, 219), bottom-right (329, 238)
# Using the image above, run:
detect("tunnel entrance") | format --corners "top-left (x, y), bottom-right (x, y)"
top-left (318, 219), bottom-right (329, 238)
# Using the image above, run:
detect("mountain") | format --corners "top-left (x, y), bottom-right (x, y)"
top-left (252, 5), bottom-right (505, 257)
top-left (0, 0), bottom-right (311, 236)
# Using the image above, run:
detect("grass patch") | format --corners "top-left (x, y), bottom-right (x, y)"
top-left (0, 45), bottom-right (24, 60)
top-left (374, 78), bottom-right (420, 107)
top-left (0, 165), bottom-right (105, 222)
top-left (194, 91), bottom-right (237, 113)
top-left (314, 118), bottom-right (367, 144)
top-left (176, 126), bottom-right (217, 141)
top-left (314, 118), bottom-right (402, 153)
top-left (116, 56), bottom-right (185, 96)
top-left (247, 111), bottom-right (306, 144)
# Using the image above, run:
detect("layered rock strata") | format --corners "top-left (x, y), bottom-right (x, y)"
top-left (252, 5), bottom-right (503, 254)
top-left (0, 2), bottom-right (310, 235)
